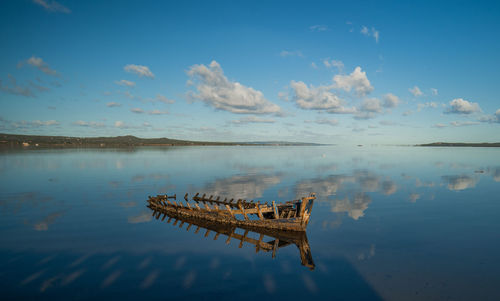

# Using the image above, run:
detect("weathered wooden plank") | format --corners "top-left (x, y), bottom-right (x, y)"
top-left (238, 201), bottom-right (249, 221)
top-left (272, 201), bottom-right (279, 219)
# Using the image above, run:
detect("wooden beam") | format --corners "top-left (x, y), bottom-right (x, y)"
top-left (272, 201), bottom-right (279, 219)
top-left (225, 205), bottom-right (234, 218)
top-left (239, 230), bottom-right (249, 248)
top-left (238, 201), bottom-right (249, 220)
top-left (272, 239), bottom-right (279, 259)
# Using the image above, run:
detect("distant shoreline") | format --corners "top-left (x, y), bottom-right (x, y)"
top-left (417, 142), bottom-right (500, 147)
top-left (0, 133), bottom-right (322, 148)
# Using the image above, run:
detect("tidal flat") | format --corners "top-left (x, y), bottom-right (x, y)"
top-left (1, 146), bottom-right (499, 300)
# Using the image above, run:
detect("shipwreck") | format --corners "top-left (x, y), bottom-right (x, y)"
top-left (147, 192), bottom-right (316, 269)
top-left (147, 192), bottom-right (316, 232)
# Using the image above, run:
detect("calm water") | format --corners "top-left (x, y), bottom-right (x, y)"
top-left (1, 146), bottom-right (499, 300)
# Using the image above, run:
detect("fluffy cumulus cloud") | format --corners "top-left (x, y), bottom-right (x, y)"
top-left (33, 0), bottom-right (71, 13)
top-left (114, 79), bottom-right (135, 87)
top-left (354, 98), bottom-right (382, 119)
top-left (409, 86), bottom-right (423, 97)
top-left (124, 64), bottom-right (155, 78)
top-left (360, 98), bottom-right (382, 113)
top-left (383, 93), bottom-right (399, 108)
top-left (333, 67), bottom-right (374, 96)
top-left (445, 98), bottom-right (481, 114)
top-left (187, 60), bottom-right (281, 115)
top-left (290, 81), bottom-right (343, 110)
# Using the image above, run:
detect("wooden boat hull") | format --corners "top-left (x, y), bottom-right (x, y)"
top-left (147, 192), bottom-right (315, 232)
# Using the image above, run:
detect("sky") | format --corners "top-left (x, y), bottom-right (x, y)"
top-left (1, 0), bottom-right (500, 144)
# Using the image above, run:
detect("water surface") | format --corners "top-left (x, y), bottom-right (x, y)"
top-left (1, 146), bottom-right (499, 300)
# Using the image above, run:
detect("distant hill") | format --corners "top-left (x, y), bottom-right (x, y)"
top-left (0, 133), bottom-right (320, 148)
top-left (418, 142), bottom-right (500, 147)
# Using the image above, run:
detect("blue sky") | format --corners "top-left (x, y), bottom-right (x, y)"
top-left (1, 0), bottom-right (500, 144)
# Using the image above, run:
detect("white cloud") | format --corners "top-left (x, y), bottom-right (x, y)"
top-left (431, 88), bottom-right (438, 95)
top-left (450, 121), bottom-right (480, 127)
top-left (442, 175), bottom-right (477, 191)
top-left (73, 120), bottom-right (105, 128)
top-left (314, 118), bottom-right (339, 126)
top-left (155, 94), bottom-right (175, 104)
top-left (323, 59), bottom-right (344, 72)
top-left (114, 121), bottom-right (126, 128)
top-left (360, 98), bottom-right (382, 113)
top-left (231, 116), bottom-right (275, 124)
top-left (409, 86), bottom-right (423, 97)
top-left (148, 109), bottom-right (168, 115)
top-left (333, 66), bottom-right (374, 96)
top-left (106, 102), bottom-right (121, 107)
top-left (114, 79), bottom-right (135, 87)
top-left (290, 80), bottom-right (346, 111)
top-left (124, 64), bottom-right (155, 78)
top-left (23, 56), bottom-right (58, 76)
top-left (0, 75), bottom-right (35, 97)
top-left (310, 62), bottom-right (318, 69)
top-left (33, 0), bottom-right (71, 13)
top-left (383, 93), bottom-right (399, 108)
top-left (417, 102), bottom-right (439, 111)
top-left (433, 123), bottom-right (447, 128)
top-left (187, 60), bottom-right (281, 115)
top-left (131, 108), bottom-right (144, 114)
top-left (361, 26), bottom-right (379, 43)
top-left (309, 25), bottom-right (328, 32)
top-left (445, 98), bottom-right (481, 114)
top-left (280, 50), bottom-right (303, 57)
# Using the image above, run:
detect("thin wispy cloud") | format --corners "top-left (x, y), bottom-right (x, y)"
top-left (33, 0), bottom-right (71, 14)
top-left (0, 75), bottom-right (35, 97)
top-left (124, 64), bottom-right (155, 78)
top-left (361, 26), bottom-right (379, 43)
top-left (280, 50), bottom-right (303, 57)
top-left (323, 59), bottom-right (344, 72)
top-left (309, 25), bottom-right (328, 32)
top-left (231, 116), bottom-right (275, 124)
top-left (19, 56), bottom-right (58, 76)
top-left (114, 79), bottom-right (135, 87)
top-left (73, 120), bottom-right (106, 128)
top-left (106, 102), bottom-right (122, 107)
top-left (155, 94), bottom-right (175, 104)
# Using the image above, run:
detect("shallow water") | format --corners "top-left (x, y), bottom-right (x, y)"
top-left (0, 146), bottom-right (499, 300)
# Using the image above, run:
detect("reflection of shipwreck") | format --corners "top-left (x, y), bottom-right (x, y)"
top-left (147, 193), bottom-right (316, 269)
top-left (147, 193), bottom-right (315, 231)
